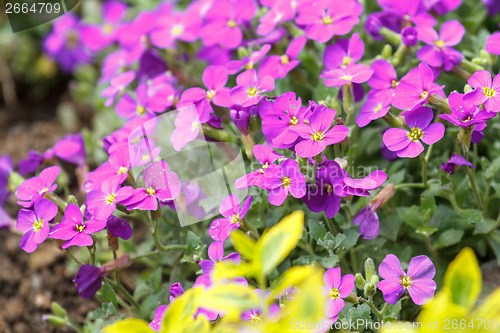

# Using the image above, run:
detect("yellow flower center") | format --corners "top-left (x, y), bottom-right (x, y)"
top-left (464, 116), bottom-right (472, 122)
top-left (281, 55), bottom-right (290, 64)
top-left (141, 153), bottom-right (150, 161)
top-left (259, 162), bottom-right (269, 174)
top-left (103, 24), bottom-right (114, 35)
top-left (230, 213), bottom-right (240, 224)
top-left (105, 193), bottom-right (116, 204)
top-left (244, 62), bottom-right (254, 70)
top-left (324, 184), bottom-right (333, 193)
top-left (76, 224), bottom-right (86, 233)
top-left (322, 15), bottom-right (333, 25)
top-left (434, 39), bottom-right (445, 48)
top-left (281, 177), bottom-right (291, 188)
top-left (420, 90), bottom-right (429, 100)
top-left (329, 288), bottom-right (340, 299)
top-left (251, 313), bottom-right (263, 322)
top-left (400, 275), bottom-right (413, 288)
top-left (391, 80), bottom-right (400, 89)
top-left (171, 25), bottom-right (183, 37)
top-left (33, 219), bottom-right (44, 232)
top-left (214, 260), bottom-right (223, 270)
top-left (247, 87), bottom-right (258, 96)
top-left (342, 56), bottom-right (351, 66)
top-left (289, 116), bottom-right (299, 126)
top-left (136, 105), bottom-right (146, 116)
top-left (207, 90), bottom-right (216, 100)
top-left (118, 166), bottom-right (128, 175)
top-left (311, 131), bottom-right (325, 141)
top-left (484, 87), bottom-right (496, 98)
top-left (66, 31), bottom-right (79, 49)
top-left (407, 127), bottom-right (424, 141)
top-left (146, 187), bottom-right (156, 196)
top-left (39, 187), bottom-right (49, 195)
top-left (374, 105), bottom-right (383, 113)
top-left (340, 75), bottom-right (353, 81)
top-left (192, 121), bottom-right (200, 131)
top-left (227, 19), bottom-right (237, 28)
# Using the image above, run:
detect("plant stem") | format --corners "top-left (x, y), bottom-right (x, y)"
top-left (152, 217), bottom-right (187, 252)
top-left (106, 278), bottom-right (140, 314)
top-left (323, 212), bottom-right (337, 236)
top-left (342, 83), bottom-right (355, 126)
top-left (465, 166), bottom-right (483, 210)
top-left (394, 183), bottom-right (426, 190)
top-left (359, 296), bottom-right (383, 321)
top-left (66, 249), bottom-right (83, 266)
top-left (419, 154), bottom-right (428, 186)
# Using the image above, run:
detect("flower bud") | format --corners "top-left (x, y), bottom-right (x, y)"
top-left (43, 315), bottom-right (66, 327)
top-left (344, 292), bottom-right (359, 304)
top-left (401, 27), bottom-right (418, 47)
top-left (51, 302), bottom-right (67, 318)
top-left (364, 283), bottom-right (376, 297)
top-left (355, 273), bottom-right (366, 289)
top-left (67, 195), bottom-right (78, 205)
top-left (364, 258), bottom-right (377, 282)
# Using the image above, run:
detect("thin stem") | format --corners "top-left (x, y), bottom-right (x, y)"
top-left (420, 154), bottom-right (428, 186)
top-left (424, 236), bottom-right (438, 261)
top-left (323, 212), bottom-right (337, 236)
top-left (394, 183), bottom-right (426, 190)
top-left (66, 249), bottom-right (83, 266)
top-left (465, 166), bottom-right (483, 210)
top-left (152, 217), bottom-right (187, 252)
top-left (131, 250), bottom-right (161, 261)
top-left (106, 278), bottom-right (140, 314)
top-left (359, 296), bottom-right (383, 321)
top-left (342, 83), bottom-right (355, 126)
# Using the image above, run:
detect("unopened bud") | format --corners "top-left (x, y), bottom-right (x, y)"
top-left (355, 273), bottom-right (366, 289)
top-left (381, 44), bottom-right (392, 59)
top-left (43, 315), bottom-right (66, 327)
top-left (364, 282), bottom-right (376, 297)
top-left (67, 195), bottom-right (78, 205)
top-left (51, 302), bottom-right (67, 318)
top-left (345, 292), bottom-right (359, 304)
top-left (364, 258), bottom-right (377, 282)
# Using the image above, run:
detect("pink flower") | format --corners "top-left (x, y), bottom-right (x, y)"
top-left (463, 70), bottom-right (500, 113)
top-left (230, 70), bottom-right (275, 107)
top-left (16, 166), bottom-right (60, 208)
top-left (320, 64), bottom-right (374, 87)
top-left (50, 204), bottom-right (107, 249)
top-left (86, 178), bottom-right (134, 220)
top-left (209, 194), bottom-right (253, 241)
top-left (322, 267), bottom-right (355, 320)
top-left (17, 199), bottom-right (58, 253)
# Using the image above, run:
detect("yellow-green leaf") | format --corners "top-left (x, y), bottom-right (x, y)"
top-left (161, 288), bottom-right (202, 333)
top-left (197, 284), bottom-right (259, 315)
top-left (443, 247), bottom-right (481, 310)
top-left (103, 319), bottom-right (153, 333)
top-left (269, 265), bottom-right (317, 300)
top-left (230, 229), bottom-right (256, 261)
top-left (255, 211), bottom-right (304, 276)
top-left (472, 287), bottom-right (500, 320)
top-left (213, 262), bottom-right (256, 281)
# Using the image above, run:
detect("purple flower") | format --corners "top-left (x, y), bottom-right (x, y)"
top-left (292, 106), bottom-right (349, 158)
top-left (122, 161), bottom-right (181, 211)
top-left (323, 33), bottom-right (364, 70)
top-left (18, 151), bottom-right (44, 176)
top-left (163, 182), bottom-right (207, 220)
top-left (226, 44), bottom-right (271, 75)
top-left (392, 62), bottom-right (444, 111)
top-left (353, 205), bottom-right (379, 240)
top-left (241, 290), bottom-right (281, 322)
top-left (150, 305), bottom-right (168, 332)
top-left (302, 161), bottom-right (345, 218)
top-left (441, 153), bottom-right (475, 175)
top-left (201, 0), bottom-right (257, 49)
top-left (260, 92), bottom-right (312, 149)
top-left (101, 71), bottom-right (135, 107)
top-left (463, 70), bottom-right (500, 113)
top-left (401, 26), bottom-right (418, 47)
top-left (378, 254), bottom-right (436, 305)
top-left (150, 7), bottom-right (202, 49)
top-left (259, 36), bottom-right (307, 79)
top-left (73, 265), bottom-right (106, 299)
top-left (199, 241), bottom-right (241, 275)
top-left (257, 1), bottom-right (295, 36)
top-left (416, 20), bottom-right (464, 70)
top-left (321, 64), bottom-right (374, 87)
top-left (383, 107), bottom-right (445, 158)
top-left (51, 134), bottom-right (86, 166)
top-left (171, 105), bottom-right (208, 151)
top-left (86, 178), bottom-right (134, 220)
top-left (106, 215), bottom-right (133, 240)
top-left (230, 105), bottom-right (254, 136)
top-left (230, 70), bottom-right (275, 107)
top-left (80, 1), bottom-right (127, 52)
top-left (177, 65), bottom-right (232, 119)
top-left (16, 166), bottom-right (60, 208)
top-left (235, 144), bottom-right (285, 190)
top-left (322, 267), bottom-right (354, 320)
top-left (209, 194), bottom-right (253, 241)
top-left (356, 90), bottom-right (393, 127)
top-left (486, 32), bottom-right (500, 55)
top-left (50, 204), bottom-right (107, 249)
top-left (115, 85), bottom-right (160, 120)
top-left (169, 282), bottom-right (184, 301)
top-left (483, 0), bottom-right (500, 16)
top-left (295, 0), bottom-right (363, 43)
top-left (87, 147), bottom-right (131, 189)
top-left (472, 123), bottom-right (486, 144)
top-left (43, 13), bottom-right (93, 72)
top-left (368, 59), bottom-right (399, 97)
top-left (262, 159), bottom-right (306, 206)
top-left (439, 92), bottom-right (494, 127)
top-left (426, 0), bottom-right (462, 15)
top-left (16, 199), bottom-right (57, 253)
top-left (0, 155), bottom-right (13, 203)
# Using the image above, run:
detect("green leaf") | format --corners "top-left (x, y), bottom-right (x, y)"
top-left (435, 229), bottom-right (464, 249)
top-left (255, 211), bottom-right (304, 276)
top-left (230, 229), bottom-right (255, 261)
top-left (103, 318), bottom-right (152, 333)
top-left (196, 284), bottom-right (259, 313)
top-left (338, 228), bottom-right (360, 250)
top-left (309, 220), bottom-right (327, 241)
top-left (416, 226), bottom-right (438, 237)
top-left (396, 206), bottom-right (423, 229)
top-left (459, 209), bottom-right (485, 225)
top-left (444, 247), bottom-right (481, 310)
top-left (101, 281), bottom-right (117, 310)
top-left (420, 194), bottom-right (436, 221)
top-left (351, 303), bottom-right (372, 323)
top-left (383, 301), bottom-right (402, 321)
top-left (320, 255), bottom-right (339, 268)
top-left (488, 230), bottom-right (500, 265)
top-left (474, 219), bottom-right (497, 235)
top-left (186, 231), bottom-right (204, 254)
